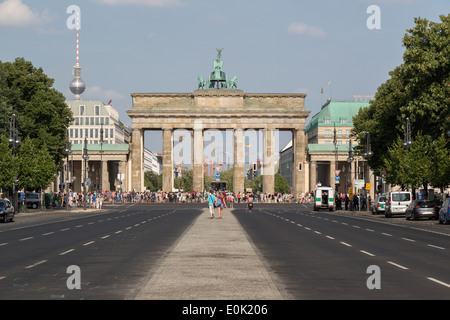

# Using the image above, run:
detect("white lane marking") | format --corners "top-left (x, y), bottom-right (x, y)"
top-left (340, 241), bottom-right (352, 247)
top-left (427, 277), bottom-right (450, 289)
top-left (25, 260), bottom-right (47, 269)
top-left (387, 261), bottom-right (409, 270)
top-left (59, 249), bottom-right (75, 255)
top-left (427, 244), bottom-right (445, 250)
top-left (402, 237), bottom-right (416, 242)
top-left (360, 250), bottom-right (375, 257)
top-left (20, 237), bottom-right (33, 241)
top-left (83, 241), bottom-right (95, 246)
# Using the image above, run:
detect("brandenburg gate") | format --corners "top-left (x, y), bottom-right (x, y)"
top-left (127, 50), bottom-right (310, 198)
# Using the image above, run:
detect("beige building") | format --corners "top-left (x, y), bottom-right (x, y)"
top-left (280, 99), bottom-right (376, 198)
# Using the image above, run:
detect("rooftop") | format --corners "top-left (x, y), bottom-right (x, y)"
top-left (305, 100), bottom-right (370, 133)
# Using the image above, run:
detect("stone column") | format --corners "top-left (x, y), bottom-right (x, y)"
top-left (262, 128), bottom-right (275, 195)
top-left (131, 128), bottom-right (143, 192)
top-left (162, 128), bottom-right (174, 192)
top-left (233, 128), bottom-right (245, 194)
top-left (329, 160), bottom-right (336, 189)
top-left (193, 127), bottom-right (204, 192)
top-left (102, 160), bottom-right (109, 191)
top-left (292, 129), bottom-right (306, 200)
top-left (310, 160), bottom-right (317, 192)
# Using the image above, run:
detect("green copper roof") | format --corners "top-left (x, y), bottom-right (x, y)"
top-left (307, 143), bottom-right (354, 153)
top-left (71, 144), bottom-right (129, 152)
top-left (305, 100), bottom-right (369, 133)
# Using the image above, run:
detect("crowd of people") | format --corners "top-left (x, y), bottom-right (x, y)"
top-left (34, 189), bottom-right (378, 212)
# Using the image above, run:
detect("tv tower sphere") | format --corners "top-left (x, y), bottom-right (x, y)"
top-left (70, 66), bottom-right (86, 100)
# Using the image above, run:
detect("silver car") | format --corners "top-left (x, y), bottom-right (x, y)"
top-left (405, 200), bottom-right (437, 220)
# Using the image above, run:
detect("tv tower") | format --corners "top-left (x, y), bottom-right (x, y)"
top-left (69, 9), bottom-right (85, 101)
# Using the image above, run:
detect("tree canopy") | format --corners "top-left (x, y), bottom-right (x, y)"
top-left (0, 58), bottom-right (72, 192)
top-left (353, 14), bottom-right (450, 192)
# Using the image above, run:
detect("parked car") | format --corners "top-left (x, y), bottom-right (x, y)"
top-left (385, 191), bottom-right (412, 218)
top-left (25, 192), bottom-right (41, 209)
top-left (405, 199), bottom-right (437, 220)
top-left (438, 198), bottom-right (450, 224)
top-left (371, 195), bottom-right (387, 215)
top-left (0, 199), bottom-right (15, 223)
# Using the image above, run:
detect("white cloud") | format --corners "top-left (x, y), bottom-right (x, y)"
top-left (288, 22), bottom-right (326, 37)
top-left (84, 86), bottom-right (125, 101)
top-left (0, 0), bottom-right (49, 27)
top-left (93, 0), bottom-right (183, 6)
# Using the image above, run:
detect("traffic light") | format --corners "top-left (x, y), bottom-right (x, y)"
top-left (298, 162), bottom-right (303, 171)
top-left (253, 163), bottom-right (257, 171)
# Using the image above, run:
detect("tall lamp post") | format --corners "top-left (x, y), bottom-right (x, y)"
top-left (333, 123), bottom-right (338, 194)
top-left (362, 132), bottom-right (373, 211)
top-left (9, 114), bottom-right (20, 213)
top-left (83, 137), bottom-right (89, 210)
top-left (65, 131), bottom-right (71, 211)
top-left (347, 139), bottom-right (353, 210)
top-left (402, 117), bottom-right (412, 151)
top-left (100, 123), bottom-right (104, 194)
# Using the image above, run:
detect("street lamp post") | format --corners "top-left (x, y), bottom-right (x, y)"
top-left (9, 114), bottom-right (20, 213)
top-left (100, 123), bottom-right (104, 194)
top-left (362, 132), bottom-right (373, 211)
top-left (347, 139), bottom-right (353, 210)
top-left (333, 123), bottom-right (338, 194)
top-left (83, 137), bottom-right (89, 210)
top-left (402, 117), bottom-right (412, 151)
top-left (65, 131), bottom-right (71, 211)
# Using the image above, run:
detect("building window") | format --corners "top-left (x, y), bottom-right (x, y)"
top-left (80, 128), bottom-right (83, 138)
top-left (96, 117), bottom-right (99, 125)
top-left (95, 105), bottom-right (100, 116)
top-left (70, 128), bottom-right (73, 138)
top-left (90, 117), bottom-right (94, 125)
top-left (105, 118), bottom-right (109, 125)
top-left (85, 129), bottom-right (88, 138)
top-left (90, 128), bottom-right (93, 138)
top-left (110, 129), bottom-right (114, 139)
top-left (80, 105), bottom-right (85, 116)
top-left (79, 117), bottom-right (83, 125)
top-left (74, 117), bottom-right (79, 125)
top-left (346, 130), bottom-right (350, 137)
top-left (341, 119), bottom-right (347, 125)
top-left (74, 129), bottom-right (78, 138)
top-left (324, 119), bottom-right (331, 125)
top-left (95, 129), bottom-right (98, 138)
top-left (324, 130), bottom-right (332, 137)
top-left (338, 130), bottom-right (342, 137)
top-left (105, 129), bottom-right (108, 138)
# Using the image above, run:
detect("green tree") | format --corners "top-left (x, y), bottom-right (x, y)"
top-left (0, 136), bottom-right (17, 191)
top-left (353, 14), bottom-right (450, 189)
top-left (0, 58), bottom-right (72, 167)
top-left (17, 137), bottom-right (56, 191)
top-left (274, 173), bottom-right (290, 194)
top-left (144, 171), bottom-right (162, 191)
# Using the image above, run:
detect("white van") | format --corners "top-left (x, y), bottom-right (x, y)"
top-left (313, 187), bottom-right (334, 211)
top-left (385, 191), bottom-right (412, 218)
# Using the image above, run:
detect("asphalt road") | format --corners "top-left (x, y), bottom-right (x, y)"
top-left (0, 203), bottom-right (202, 299)
top-left (1, 202), bottom-right (449, 300)
top-left (233, 203), bottom-right (450, 299)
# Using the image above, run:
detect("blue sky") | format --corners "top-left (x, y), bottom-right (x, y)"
top-left (0, 0), bottom-right (448, 156)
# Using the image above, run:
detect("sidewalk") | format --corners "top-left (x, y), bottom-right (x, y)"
top-left (133, 209), bottom-right (287, 300)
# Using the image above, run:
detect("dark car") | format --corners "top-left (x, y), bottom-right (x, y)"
top-left (0, 199), bottom-right (15, 223)
top-left (405, 199), bottom-right (437, 220)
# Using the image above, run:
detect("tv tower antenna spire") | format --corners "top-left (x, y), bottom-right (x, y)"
top-left (70, 8), bottom-right (85, 100)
